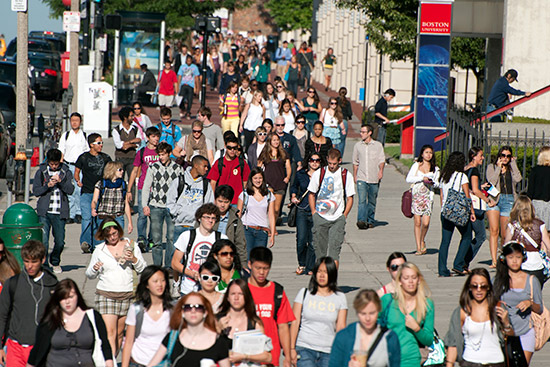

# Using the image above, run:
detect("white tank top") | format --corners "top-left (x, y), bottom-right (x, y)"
top-left (243, 103), bottom-right (264, 131)
top-left (322, 108), bottom-right (339, 128)
top-left (462, 317), bottom-right (504, 363)
top-left (282, 111), bottom-right (295, 133)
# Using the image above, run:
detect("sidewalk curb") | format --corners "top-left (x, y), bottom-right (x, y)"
top-left (385, 153), bottom-right (410, 177)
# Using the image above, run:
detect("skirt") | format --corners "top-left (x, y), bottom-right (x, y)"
top-left (411, 182), bottom-right (433, 216)
top-left (95, 293), bottom-right (132, 316)
top-left (323, 126), bottom-right (341, 145)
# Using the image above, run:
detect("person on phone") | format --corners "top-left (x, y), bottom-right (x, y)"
top-left (33, 148), bottom-right (74, 273)
top-left (486, 146), bottom-right (522, 268)
top-left (377, 252), bottom-right (407, 297)
top-left (444, 268), bottom-right (513, 367)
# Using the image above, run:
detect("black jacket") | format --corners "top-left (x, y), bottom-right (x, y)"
top-left (32, 162), bottom-right (74, 219)
top-left (141, 70), bottom-right (157, 91)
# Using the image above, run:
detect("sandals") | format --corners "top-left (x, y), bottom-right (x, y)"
top-left (489, 262), bottom-right (497, 269)
top-left (415, 247), bottom-right (427, 256)
top-left (296, 266), bottom-right (306, 275)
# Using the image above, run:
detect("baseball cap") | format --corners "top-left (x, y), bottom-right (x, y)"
top-left (506, 69), bottom-right (519, 82)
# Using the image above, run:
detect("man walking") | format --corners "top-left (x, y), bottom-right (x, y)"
top-left (373, 88), bottom-right (395, 146)
top-left (307, 148), bottom-right (354, 265)
top-left (158, 60), bottom-right (178, 107)
top-left (113, 107), bottom-right (141, 206)
top-left (488, 69), bottom-right (531, 122)
top-left (74, 133), bottom-right (112, 253)
top-left (275, 41), bottom-right (291, 79)
top-left (178, 55), bottom-right (200, 119)
top-left (352, 124), bottom-right (385, 230)
top-left (198, 106), bottom-right (224, 151)
top-left (32, 149), bottom-right (74, 273)
top-left (58, 112), bottom-right (88, 224)
top-left (157, 107), bottom-right (183, 148)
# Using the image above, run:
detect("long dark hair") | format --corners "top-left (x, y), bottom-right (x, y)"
top-left (258, 133), bottom-right (287, 165)
top-left (308, 257), bottom-right (339, 295)
top-left (468, 146), bottom-right (483, 163)
top-left (245, 167), bottom-right (269, 196)
top-left (492, 145), bottom-right (514, 167)
top-left (493, 241), bottom-right (526, 299)
top-left (440, 151), bottom-right (466, 183)
top-left (0, 238), bottom-right (21, 284)
top-left (206, 239), bottom-right (242, 272)
top-left (218, 279), bottom-right (262, 327)
top-left (135, 265), bottom-right (173, 311)
top-left (459, 268), bottom-right (497, 330)
top-left (385, 252), bottom-right (407, 268)
top-left (41, 279), bottom-right (88, 330)
top-left (417, 145), bottom-right (435, 172)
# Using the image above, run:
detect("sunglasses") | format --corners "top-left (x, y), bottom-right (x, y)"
top-left (257, 132), bottom-right (267, 136)
top-left (182, 304), bottom-right (205, 312)
top-left (330, 102), bottom-right (337, 105)
top-left (251, 83), bottom-right (258, 87)
top-left (226, 146), bottom-right (239, 151)
top-left (296, 120), bottom-right (306, 124)
top-left (133, 107), bottom-right (141, 110)
top-left (275, 124), bottom-right (285, 127)
top-left (117, 168), bottom-right (124, 172)
top-left (192, 130), bottom-right (202, 133)
top-left (308, 90), bottom-right (315, 93)
top-left (500, 154), bottom-right (512, 158)
top-left (309, 158), bottom-right (321, 163)
top-left (469, 284), bottom-right (489, 291)
top-left (201, 274), bottom-right (220, 282)
top-left (92, 141), bottom-right (103, 146)
top-left (276, 85), bottom-right (284, 88)
top-left (218, 251), bottom-right (234, 257)
top-left (389, 264), bottom-right (401, 272)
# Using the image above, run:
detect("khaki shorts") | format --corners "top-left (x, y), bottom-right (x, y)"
top-left (158, 94), bottom-right (174, 107)
top-left (324, 67), bottom-right (333, 77)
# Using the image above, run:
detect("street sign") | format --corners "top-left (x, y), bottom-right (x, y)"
top-left (11, 0), bottom-right (27, 12)
top-left (63, 11), bottom-right (81, 32)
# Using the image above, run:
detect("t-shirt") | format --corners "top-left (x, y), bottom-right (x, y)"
top-left (177, 63), bottom-right (200, 88)
top-left (75, 152), bottom-right (112, 194)
top-left (440, 171), bottom-right (469, 206)
top-left (248, 281), bottom-right (295, 366)
top-left (157, 123), bottom-right (183, 148)
top-left (294, 288), bottom-right (348, 353)
top-left (238, 191), bottom-right (275, 228)
top-left (207, 157), bottom-right (251, 204)
top-left (374, 97), bottom-right (388, 124)
top-left (465, 167), bottom-right (480, 191)
top-left (307, 168), bottom-right (356, 221)
top-left (133, 147), bottom-right (160, 190)
top-left (162, 332), bottom-right (230, 367)
top-left (125, 304), bottom-right (171, 365)
top-left (500, 275), bottom-right (543, 336)
top-left (174, 230), bottom-right (228, 294)
top-left (159, 69), bottom-right (178, 95)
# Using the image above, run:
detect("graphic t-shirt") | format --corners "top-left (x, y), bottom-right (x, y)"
top-left (307, 168), bottom-right (355, 221)
top-left (177, 63), bottom-right (200, 88)
top-left (174, 230), bottom-right (227, 294)
top-left (248, 281), bottom-right (295, 366)
top-left (207, 157), bottom-right (251, 204)
top-left (133, 147), bottom-right (159, 190)
top-left (75, 152), bottom-right (112, 194)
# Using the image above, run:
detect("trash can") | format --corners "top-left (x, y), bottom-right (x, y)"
top-left (0, 203), bottom-right (43, 268)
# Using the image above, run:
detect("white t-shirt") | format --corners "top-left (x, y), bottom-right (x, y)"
top-left (307, 168), bottom-right (355, 221)
top-left (174, 230), bottom-right (228, 294)
top-left (440, 171), bottom-right (469, 206)
top-left (125, 304), bottom-right (171, 365)
top-left (281, 112), bottom-right (295, 133)
top-left (239, 191), bottom-right (275, 228)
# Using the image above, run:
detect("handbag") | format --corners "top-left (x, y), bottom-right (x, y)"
top-left (503, 335), bottom-right (527, 367)
top-left (512, 222), bottom-right (550, 280)
top-left (284, 68), bottom-right (290, 81)
top-left (441, 173), bottom-right (471, 227)
top-left (288, 190), bottom-right (308, 227)
top-left (401, 189), bottom-right (413, 218)
top-left (155, 329), bottom-right (180, 367)
top-left (86, 309), bottom-right (106, 367)
top-left (529, 275), bottom-right (550, 351)
top-left (422, 329), bottom-right (446, 366)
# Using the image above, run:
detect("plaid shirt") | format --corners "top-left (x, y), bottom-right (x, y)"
top-left (46, 167), bottom-right (61, 214)
top-left (95, 180), bottom-right (126, 217)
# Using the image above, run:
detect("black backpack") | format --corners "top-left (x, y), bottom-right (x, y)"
top-left (216, 155), bottom-right (247, 188)
top-left (176, 175), bottom-right (209, 203)
top-left (182, 228), bottom-right (222, 266)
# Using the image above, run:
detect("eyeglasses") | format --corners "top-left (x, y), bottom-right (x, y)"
top-left (309, 158), bottom-right (321, 163)
top-left (117, 168), bottom-right (124, 172)
top-left (226, 145), bottom-right (239, 151)
top-left (500, 154), bottom-right (512, 158)
top-left (257, 132), bottom-right (267, 136)
top-left (389, 264), bottom-right (401, 272)
top-left (200, 274), bottom-right (221, 282)
top-left (192, 130), bottom-right (202, 133)
top-left (218, 251), bottom-right (235, 257)
top-left (182, 304), bottom-right (205, 313)
top-left (92, 141), bottom-right (103, 146)
top-left (470, 284), bottom-right (489, 291)
top-left (202, 215), bottom-right (217, 221)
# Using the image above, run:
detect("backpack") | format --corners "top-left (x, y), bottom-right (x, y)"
top-left (156, 122), bottom-right (176, 142)
top-left (98, 179), bottom-right (127, 206)
top-left (64, 130), bottom-right (87, 142)
top-left (137, 147), bottom-right (146, 166)
top-left (241, 190), bottom-right (272, 216)
top-left (272, 281), bottom-right (284, 322)
top-left (216, 155), bottom-right (246, 188)
top-left (176, 174), bottom-right (209, 203)
top-left (182, 228), bottom-right (222, 267)
top-left (317, 167), bottom-right (348, 202)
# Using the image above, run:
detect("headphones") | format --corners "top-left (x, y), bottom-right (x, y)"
top-left (500, 241), bottom-right (527, 263)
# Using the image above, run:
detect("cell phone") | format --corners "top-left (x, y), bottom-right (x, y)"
top-left (496, 300), bottom-right (503, 308)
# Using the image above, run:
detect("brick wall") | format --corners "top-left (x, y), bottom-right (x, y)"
top-left (231, 0), bottom-right (277, 35)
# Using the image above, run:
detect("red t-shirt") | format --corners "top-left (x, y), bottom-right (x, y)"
top-left (248, 281), bottom-right (295, 366)
top-left (159, 69), bottom-right (178, 95)
top-left (207, 156), bottom-right (250, 204)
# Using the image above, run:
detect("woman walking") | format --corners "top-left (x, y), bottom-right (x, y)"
top-left (335, 88), bottom-right (352, 154)
top-left (320, 98), bottom-right (345, 152)
top-left (247, 126), bottom-right (268, 169)
top-left (291, 257), bottom-right (348, 367)
top-left (304, 121), bottom-right (333, 165)
top-left (322, 48), bottom-right (336, 92)
top-left (486, 146), bottom-right (522, 267)
top-left (292, 115), bottom-right (309, 159)
top-left (240, 90), bottom-right (266, 151)
top-left (198, 261), bottom-right (224, 314)
top-left (527, 146), bottom-right (550, 230)
top-left (405, 145), bottom-right (440, 255)
top-left (279, 98), bottom-right (296, 133)
top-left (301, 88), bottom-right (322, 132)
top-left (206, 239), bottom-right (246, 292)
top-left (377, 252), bottom-right (407, 297)
top-left (220, 80), bottom-right (241, 135)
top-left (285, 56), bottom-right (301, 96)
top-left (263, 83), bottom-right (280, 122)
top-left (438, 151), bottom-right (476, 277)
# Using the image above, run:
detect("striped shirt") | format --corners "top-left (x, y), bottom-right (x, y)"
top-left (223, 94), bottom-right (240, 119)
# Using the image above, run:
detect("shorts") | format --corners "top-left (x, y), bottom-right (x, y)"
top-left (324, 67), bottom-right (333, 77)
top-left (95, 293), bottom-right (132, 316)
top-left (519, 327), bottom-right (536, 352)
top-left (158, 94), bottom-right (174, 107)
top-left (486, 193), bottom-right (514, 217)
top-left (273, 189), bottom-right (286, 196)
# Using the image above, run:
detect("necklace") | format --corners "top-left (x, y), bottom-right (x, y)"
top-left (466, 318), bottom-right (486, 351)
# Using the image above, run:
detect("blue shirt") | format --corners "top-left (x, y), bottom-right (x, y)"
top-left (177, 63), bottom-right (200, 88)
top-left (275, 47), bottom-right (292, 66)
top-left (488, 76), bottom-right (525, 108)
top-left (156, 122), bottom-right (183, 148)
top-left (218, 213), bottom-right (229, 235)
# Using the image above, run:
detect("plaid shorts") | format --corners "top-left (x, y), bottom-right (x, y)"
top-left (95, 294), bottom-right (132, 316)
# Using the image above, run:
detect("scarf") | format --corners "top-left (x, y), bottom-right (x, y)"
top-left (185, 134), bottom-right (208, 162)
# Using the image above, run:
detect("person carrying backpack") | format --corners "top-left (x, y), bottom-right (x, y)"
top-left (171, 204), bottom-right (227, 295)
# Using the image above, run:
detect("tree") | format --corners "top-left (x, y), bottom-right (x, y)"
top-left (266, 0), bottom-right (313, 32)
top-left (451, 37), bottom-right (486, 99)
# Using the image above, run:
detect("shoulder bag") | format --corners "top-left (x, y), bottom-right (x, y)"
top-left (504, 334), bottom-right (528, 367)
top-left (288, 190), bottom-right (309, 227)
top-left (86, 309), bottom-right (106, 367)
top-left (512, 221), bottom-right (550, 281)
top-left (401, 189), bottom-right (413, 218)
top-left (441, 173), bottom-right (471, 227)
top-left (529, 275), bottom-right (550, 351)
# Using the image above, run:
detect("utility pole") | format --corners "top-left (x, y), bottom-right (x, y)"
top-left (15, 1), bottom-right (28, 156)
top-left (70, 0), bottom-right (79, 112)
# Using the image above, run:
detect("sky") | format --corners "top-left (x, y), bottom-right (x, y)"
top-left (1, 1), bottom-right (63, 43)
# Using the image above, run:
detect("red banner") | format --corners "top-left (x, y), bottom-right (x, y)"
top-left (420, 2), bottom-right (452, 34)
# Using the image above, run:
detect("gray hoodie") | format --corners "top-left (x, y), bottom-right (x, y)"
top-left (166, 167), bottom-right (214, 227)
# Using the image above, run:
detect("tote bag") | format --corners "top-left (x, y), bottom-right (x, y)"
top-left (441, 173), bottom-right (471, 227)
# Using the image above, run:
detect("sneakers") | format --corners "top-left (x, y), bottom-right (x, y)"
top-left (356, 221), bottom-right (368, 230)
top-left (81, 242), bottom-right (91, 254)
top-left (52, 265), bottom-right (62, 274)
top-left (137, 238), bottom-right (147, 253)
top-left (75, 215), bottom-right (82, 224)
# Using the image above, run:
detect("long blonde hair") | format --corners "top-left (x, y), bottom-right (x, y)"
top-left (394, 262), bottom-right (431, 323)
top-left (509, 195), bottom-right (536, 230)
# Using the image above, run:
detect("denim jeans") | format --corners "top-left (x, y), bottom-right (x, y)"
top-left (296, 346), bottom-right (330, 367)
top-left (464, 210), bottom-right (487, 268)
top-left (39, 213), bottom-right (66, 266)
top-left (356, 181), bottom-right (379, 224)
top-left (302, 67), bottom-right (311, 90)
top-left (137, 193), bottom-right (149, 242)
top-left (244, 226), bottom-right (268, 258)
top-left (67, 164), bottom-right (81, 218)
top-left (296, 208), bottom-right (316, 272)
top-left (335, 119), bottom-right (348, 155)
top-left (376, 124), bottom-right (387, 146)
top-left (438, 214), bottom-right (473, 276)
top-left (80, 193), bottom-right (99, 249)
top-left (150, 206), bottom-right (175, 267)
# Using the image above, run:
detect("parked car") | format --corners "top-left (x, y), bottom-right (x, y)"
top-left (0, 83), bottom-right (16, 176)
top-left (5, 38), bottom-right (59, 62)
top-left (0, 61), bottom-right (16, 85)
top-left (28, 52), bottom-right (62, 100)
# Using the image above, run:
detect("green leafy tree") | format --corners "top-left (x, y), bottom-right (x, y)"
top-left (266, 0), bottom-right (313, 32)
top-left (451, 37), bottom-right (486, 98)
